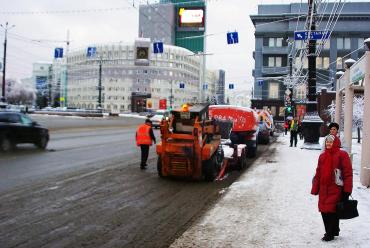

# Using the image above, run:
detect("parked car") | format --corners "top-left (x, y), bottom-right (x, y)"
top-left (0, 112), bottom-right (49, 152)
top-left (150, 110), bottom-right (170, 128)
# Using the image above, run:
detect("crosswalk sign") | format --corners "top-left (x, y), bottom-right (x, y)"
top-left (153, 42), bottom-right (164, 54)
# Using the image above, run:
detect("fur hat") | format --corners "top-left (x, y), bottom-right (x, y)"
top-left (325, 134), bottom-right (335, 142)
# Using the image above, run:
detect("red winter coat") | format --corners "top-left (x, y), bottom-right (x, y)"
top-left (311, 145), bottom-right (353, 213)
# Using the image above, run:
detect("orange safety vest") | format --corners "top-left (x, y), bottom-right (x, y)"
top-left (136, 124), bottom-right (153, 146)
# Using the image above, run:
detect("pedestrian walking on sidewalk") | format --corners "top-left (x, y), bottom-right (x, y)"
top-left (328, 122), bottom-right (341, 147)
top-left (311, 134), bottom-right (353, 242)
top-left (289, 117), bottom-right (298, 147)
top-left (284, 120), bottom-right (289, 135)
top-left (136, 118), bottom-right (156, 170)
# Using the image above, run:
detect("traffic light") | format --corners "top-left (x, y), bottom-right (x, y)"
top-left (287, 106), bottom-right (292, 113)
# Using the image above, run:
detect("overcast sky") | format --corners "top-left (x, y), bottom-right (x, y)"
top-left (0, 0), bottom-right (367, 91)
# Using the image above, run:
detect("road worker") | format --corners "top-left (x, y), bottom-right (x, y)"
top-left (136, 118), bottom-right (156, 169)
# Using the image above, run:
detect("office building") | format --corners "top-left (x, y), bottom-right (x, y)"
top-left (250, 2), bottom-right (370, 121)
top-left (139, 0), bottom-right (206, 53)
top-left (64, 39), bottom-right (218, 112)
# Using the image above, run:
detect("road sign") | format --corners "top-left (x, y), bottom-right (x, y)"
top-left (153, 42), bottom-right (164, 54)
top-left (179, 83), bottom-right (185, 89)
top-left (227, 32), bottom-right (239, 44)
top-left (87, 47), bottom-right (97, 57)
top-left (294, 30), bottom-right (330, 40)
top-left (203, 84), bottom-right (208, 90)
top-left (229, 83), bottom-right (234, 89)
top-left (258, 80), bottom-right (263, 86)
top-left (54, 48), bottom-right (64, 58)
top-left (285, 89), bottom-right (291, 95)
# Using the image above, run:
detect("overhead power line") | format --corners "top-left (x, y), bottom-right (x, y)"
top-left (0, 6), bottom-right (132, 15)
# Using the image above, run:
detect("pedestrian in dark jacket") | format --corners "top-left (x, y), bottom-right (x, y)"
top-left (136, 119), bottom-right (156, 169)
top-left (311, 134), bottom-right (353, 241)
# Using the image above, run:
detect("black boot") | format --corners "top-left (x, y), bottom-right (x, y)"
top-left (321, 234), bottom-right (334, 242)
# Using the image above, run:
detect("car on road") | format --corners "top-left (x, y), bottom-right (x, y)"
top-left (150, 110), bottom-right (170, 129)
top-left (0, 112), bottom-right (49, 152)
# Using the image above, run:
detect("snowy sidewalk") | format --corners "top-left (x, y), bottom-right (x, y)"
top-left (170, 135), bottom-right (370, 248)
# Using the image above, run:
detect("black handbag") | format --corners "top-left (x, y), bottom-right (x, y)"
top-left (336, 197), bottom-right (359, 219)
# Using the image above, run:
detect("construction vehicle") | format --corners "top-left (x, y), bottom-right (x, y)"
top-left (209, 105), bottom-right (259, 157)
top-left (156, 103), bottom-right (245, 181)
top-left (256, 109), bottom-right (275, 144)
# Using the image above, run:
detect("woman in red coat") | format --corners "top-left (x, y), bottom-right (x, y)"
top-left (311, 134), bottom-right (353, 241)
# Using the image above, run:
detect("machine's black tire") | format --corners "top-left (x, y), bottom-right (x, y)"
top-left (238, 151), bottom-right (247, 170)
top-left (247, 142), bottom-right (257, 158)
top-left (157, 156), bottom-right (163, 177)
top-left (36, 135), bottom-right (48, 149)
top-left (0, 136), bottom-right (14, 152)
top-left (203, 156), bottom-right (217, 182)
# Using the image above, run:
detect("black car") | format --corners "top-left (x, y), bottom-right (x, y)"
top-left (0, 112), bottom-right (49, 152)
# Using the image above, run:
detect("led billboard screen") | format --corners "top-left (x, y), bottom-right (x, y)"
top-left (178, 7), bottom-right (205, 29)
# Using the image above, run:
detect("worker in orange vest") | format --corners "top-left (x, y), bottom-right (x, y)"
top-left (136, 118), bottom-right (156, 169)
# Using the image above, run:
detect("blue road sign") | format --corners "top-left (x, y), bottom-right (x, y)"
top-left (153, 42), bottom-right (164, 54)
top-left (229, 83), bottom-right (234, 89)
top-left (87, 47), bottom-right (97, 57)
top-left (294, 30), bottom-right (330, 40)
top-left (227, 32), bottom-right (239, 44)
top-left (54, 48), bottom-right (63, 58)
top-left (258, 80), bottom-right (264, 86)
top-left (179, 83), bottom-right (185, 89)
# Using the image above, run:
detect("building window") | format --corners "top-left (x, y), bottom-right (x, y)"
top-left (323, 57), bottom-right (329, 69)
top-left (270, 106), bottom-right (277, 117)
top-left (358, 38), bottom-right (364, 49)
top-left (268, 38), bottom-right (283, 47)
top-left (268, 82), bottom-right (279, 99)
top-left (296, 84), bottom-right (306, 100)
top-left (336, 57), bottom-right (343, 69)
top-left (268, 57), bottom-right (282, 67)
top-left (337, 38), bottom-right (351, 50)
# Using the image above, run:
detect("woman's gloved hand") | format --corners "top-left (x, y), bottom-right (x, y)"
top-left (342, 192), bottom-right (350, 201)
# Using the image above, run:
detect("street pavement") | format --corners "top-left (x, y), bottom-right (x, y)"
top-left (170, 134), bottom-right (370, 248)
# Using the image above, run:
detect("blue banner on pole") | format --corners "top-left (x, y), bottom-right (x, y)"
top-left (153, 42), bottom-right (164, 54)
top-left (54, 48), bottom-right (64, 58)
top-left (294, 30), bottom-right (330, 40)
top-left (179, 83), bottom-right (185, 89)
top-left (87, 47), bottom-right (97, 57)
top-left (227, 32), bottom-right (239, 44)
top-left (229, 83), bottom-right (234, 89)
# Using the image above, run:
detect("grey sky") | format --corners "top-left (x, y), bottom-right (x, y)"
top-left (0, 0), bottom-right (368, 91)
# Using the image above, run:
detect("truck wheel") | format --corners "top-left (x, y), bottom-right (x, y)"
top-left (247, 143), bottom-right (257, 158)
top-left (1, 136), bottom-right (14, 152)
top-left (157, 156), bottom-right (163, 177)
top-left (238, 151), bottom-right (247, 170)
top-left (203, 156), bottom-right (217, 182)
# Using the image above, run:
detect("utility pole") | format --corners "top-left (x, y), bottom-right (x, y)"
top-left (307, 0), bottom-right (317, 113)
top-left (97, 58), bottom-right (102, 109)
top-left (169, 80), bottom-right (173, 110)
top-left (301, 0), bottom-right (323, 147)
top-left (1, 22), bottom-right (15, 102)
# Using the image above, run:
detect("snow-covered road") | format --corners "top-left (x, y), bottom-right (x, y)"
top-left (171, 135), bottom-right (370, 248)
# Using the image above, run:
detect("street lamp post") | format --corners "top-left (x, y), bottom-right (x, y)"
top-left (301, 0), bottom-right (323, 147)
top-left (1, 22), bottom-right (15, 102)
